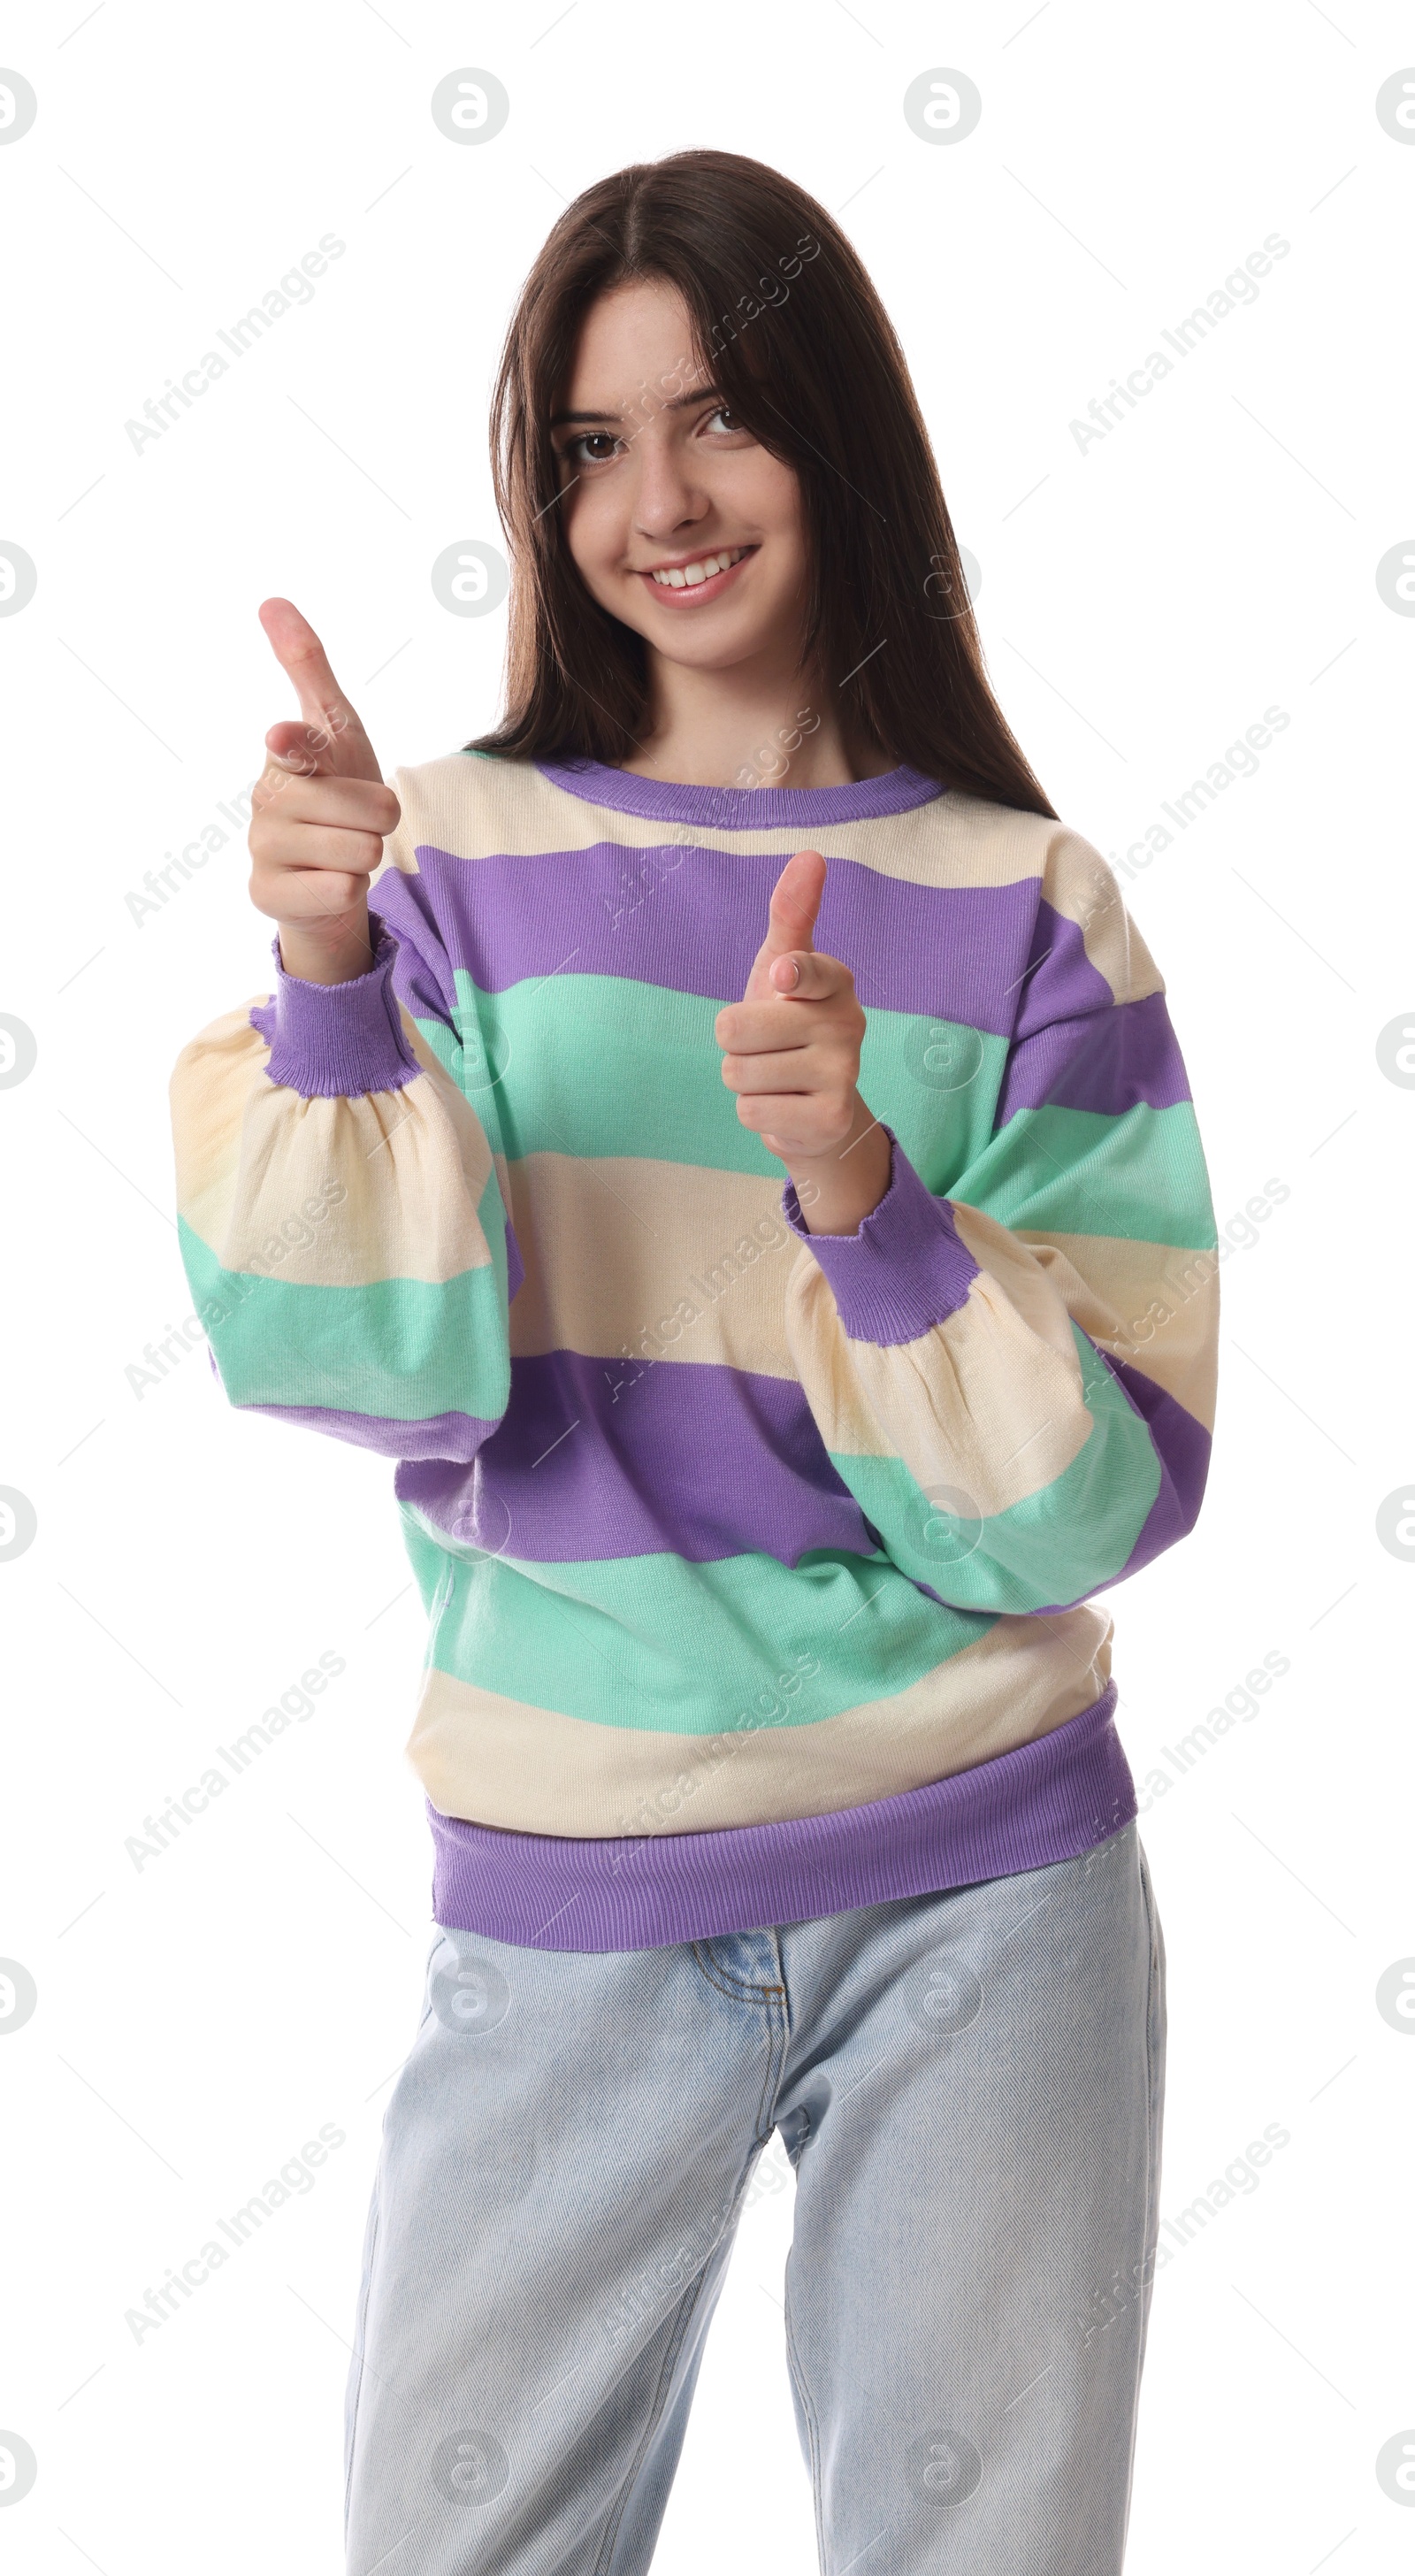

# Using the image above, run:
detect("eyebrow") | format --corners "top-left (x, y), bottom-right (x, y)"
top-left (547, 385), bottom-right (723, 430)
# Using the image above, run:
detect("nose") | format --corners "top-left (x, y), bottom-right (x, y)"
top-left (629, 421), bottom-right (712, 545)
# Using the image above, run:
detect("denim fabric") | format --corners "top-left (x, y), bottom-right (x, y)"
top-left (344, 1819), bottom-right (1165, 2575)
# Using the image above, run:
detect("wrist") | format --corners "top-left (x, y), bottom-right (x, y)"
top-left (275, 904), bottom-right (373, 987)
top-left (784, 1097), bottom-right (892, 1236)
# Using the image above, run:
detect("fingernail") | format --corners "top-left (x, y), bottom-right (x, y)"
top-left (774, 958), bottom-right (799, 991)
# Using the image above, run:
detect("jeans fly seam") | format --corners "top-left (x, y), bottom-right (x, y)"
top-left (754, 1996), bottom-right (790, 2142)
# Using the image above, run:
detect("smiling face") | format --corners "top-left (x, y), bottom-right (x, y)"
top-left (550, 278), bottom-right (814, 682)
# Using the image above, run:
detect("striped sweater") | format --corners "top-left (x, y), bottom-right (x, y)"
top-left (170, 751), bottom-right (1219, 1949)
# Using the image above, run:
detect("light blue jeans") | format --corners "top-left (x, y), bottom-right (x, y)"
top-left (344, 1820), bottom-right (1165, 2574)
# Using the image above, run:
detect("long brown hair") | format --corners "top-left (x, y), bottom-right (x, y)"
top-left (470, 149), bottom-right (1055, 818)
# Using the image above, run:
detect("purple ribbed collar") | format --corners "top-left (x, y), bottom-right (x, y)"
top-left (531, 754), bottom-right (945, 832)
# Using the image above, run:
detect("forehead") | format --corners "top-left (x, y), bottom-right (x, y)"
top-left (559, 279), bottom-right (708, 415)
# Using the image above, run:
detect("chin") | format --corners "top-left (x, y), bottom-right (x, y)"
top-left (663, 631), bottom-right (765, 671)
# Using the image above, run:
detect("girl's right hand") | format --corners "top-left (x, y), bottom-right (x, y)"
top-left (249, 597), bottom-right (401, 985)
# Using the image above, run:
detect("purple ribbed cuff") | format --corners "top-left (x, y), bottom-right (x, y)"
top-left (426, 1682), bottom-right (1134, 1951)
top-left (249, 914), bottom-right (421, 1100)
top-left (782, 1133), bottom-right (979, 1345)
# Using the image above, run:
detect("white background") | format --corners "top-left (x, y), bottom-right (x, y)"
top-left (1, 1), bottom-right (1411, 2568)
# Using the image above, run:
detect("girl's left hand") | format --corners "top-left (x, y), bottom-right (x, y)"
top-left (715, 849), bottom-right (894, 1235)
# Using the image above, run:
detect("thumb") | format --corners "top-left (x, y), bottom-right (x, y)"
top-left (258, 596), bottom-right (382, 782)
top-left (748, 849), bottom-right (827, 993)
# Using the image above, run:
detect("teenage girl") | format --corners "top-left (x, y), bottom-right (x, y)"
top-left (172, 149), bottom-right (1217, 2576)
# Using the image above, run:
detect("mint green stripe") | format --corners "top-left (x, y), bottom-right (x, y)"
top-left (444, 971), bottom-right (776, 1175)
top-left (860, 1012), bottom-right (1009, 1189)
top-left (414, 991), bottom-right (514, 1168)
top-left (825, 1326), bottom-right (1160, 1612)
top-left (429, 973), bottom-right (1010, 1183)
top-left (179, 1219), bottom-right (510, 1423)
top-left (407, 1520), bottom-right (996, 1732)
top-left (958, 1102), bottom-right (1216, 1247)
top-left (401, 1506), bottom-right (455, 1617)
top-left (429, 976), bottom-right (1207, 1257)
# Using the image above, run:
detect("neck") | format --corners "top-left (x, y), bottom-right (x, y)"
top-left (619, 648), bottom-right (893, 791)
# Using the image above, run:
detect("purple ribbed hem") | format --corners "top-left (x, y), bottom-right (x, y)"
top-left (426, 1681), bottom-right (1133, 1951)
top-left (782, 1135), bottom-right (979, 1345)
top-left (249, 916), bottom-right (421, 1099)
top-left (532, 755), bottom-right (945, 832)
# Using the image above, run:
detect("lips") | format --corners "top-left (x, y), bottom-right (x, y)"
top-left (633, 544), bottom-right (758, 604)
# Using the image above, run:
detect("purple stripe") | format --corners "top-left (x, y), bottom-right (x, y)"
top-left (533, 755), bottom-right (945, 831)
top-left (249, 924), bottom-right (421, 1100)
top-left (1012, 899), bottom-right (1117, 1037)
top-left (996, 992), bottom-right (1191, 1123)
top-left (253, 1404), bottom-right (501, 1461)
top-left (1097, 1353), bottom-right (1212, 1582)
top-left (394, 1350), bottom-right (870, 1566)
top-left (377, 843), bottom-right (1067, 1036)
top-left (1033, 1352), bottom-right (1212, 1615)
top-left (783, 1136), bottom-right (978, 1346)
top-left (426, 1681), bottom-right (1135, 1951)
top-left (367, 893), bottom-right (460, 1029)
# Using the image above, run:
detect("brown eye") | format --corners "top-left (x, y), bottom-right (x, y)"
top-left (560, 432), bottom-right (621, 468)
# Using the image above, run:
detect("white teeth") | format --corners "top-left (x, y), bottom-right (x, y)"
top-left (650, 547), bottom-right (746, 588)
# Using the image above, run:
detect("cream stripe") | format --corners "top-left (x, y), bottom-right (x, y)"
top-left (408, 1604), bottom-right (1113, 1835)
top-left (506, 1153), bottom-right (800, 1371)
top-left (376, 755), bottom-right (1074, 889)
top-left (502, 1161), bottom-right (1215, 1441)
top-left (950, 1201), bottom-right (1092, 1361)
top-left (170, 1003), bottom-right (496, 1287)
top-left (1020, 1230), bottom-right (1219, 1430)
top-left (1041, 831), bottom-right (1164, 1004)
top-left (379, 762), bottom-right (1163, 999)
top-left (785, 1257), bottom-right (1092, 1510)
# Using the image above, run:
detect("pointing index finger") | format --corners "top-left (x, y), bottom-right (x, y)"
top-left (258, 596), bottom-right (378, 777)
